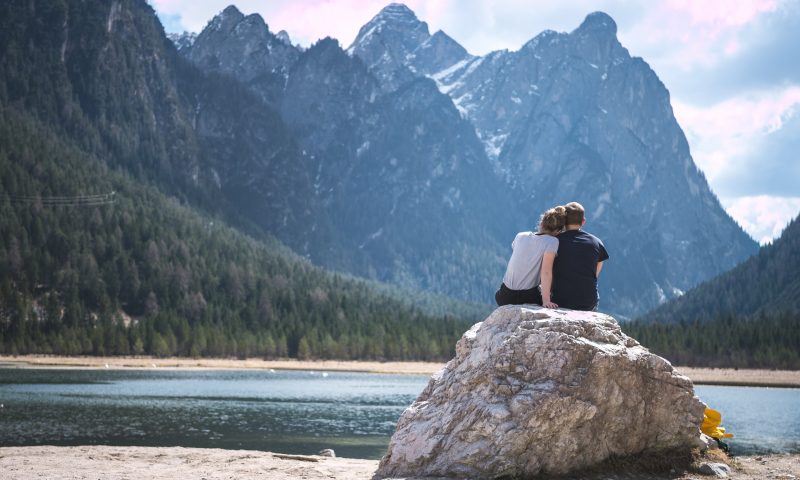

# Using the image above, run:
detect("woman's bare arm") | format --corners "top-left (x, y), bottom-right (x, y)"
top-left (540, 251), bottom-right (558, 308)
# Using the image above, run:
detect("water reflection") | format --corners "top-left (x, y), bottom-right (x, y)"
top-left (0, 368), bottom-right (425, 459)
top-left (0, 368), bottom-right (797, 458)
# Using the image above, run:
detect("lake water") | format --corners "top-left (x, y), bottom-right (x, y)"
top-left (0, 367), bottom-right (798, 459)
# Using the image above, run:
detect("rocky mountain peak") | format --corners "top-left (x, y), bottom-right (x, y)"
top-left (427, 30), bottom-right (468, 55)
top-left (348, 4), bottom-right (477, 90)
top-left (167, 31), bottom-right (197, 53)
top-left (276, 30), bottom-right (291, 45)
top-left (221, 4), bottom-right (242, 16)
top-left (522, 29), bottom-right (565, 50)
top-left (569, 11), bottom-right (625, 70)
top-left (203, 6), bottom-right (271, 40)
top-left (375, 3), bottom-right (420, 22)
top-left (349, 3), bottom-right (429, 50)
top-left (575, 11), bottom-right (618, 37)
top-left (184, 5), bottom-right (299, 108)
top-left (209, 5), bottom-right (245, 33)
top-left (239, 12), bottom-right (269, 32)
top-left (410, 30), bottom-right (471, 75)
top-left (429, 30), bottom-right (456, 43)
top-left (306, 37), bottom-right (345, 58)
top-left (351, 7), bottom-right (755, 314)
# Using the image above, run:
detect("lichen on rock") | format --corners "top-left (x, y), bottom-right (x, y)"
top-left (377, 305), bottom-right (706, 478)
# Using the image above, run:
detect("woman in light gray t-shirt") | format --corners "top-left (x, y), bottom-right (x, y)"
top-left (495, 206), bottom-right (566, 308)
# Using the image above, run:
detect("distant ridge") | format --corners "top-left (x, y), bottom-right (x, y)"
top-left (640, 213), bottom-right (800, 323)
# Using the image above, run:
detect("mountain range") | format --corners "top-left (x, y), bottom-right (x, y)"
top-left (171, 3), bottom-right (757, 316)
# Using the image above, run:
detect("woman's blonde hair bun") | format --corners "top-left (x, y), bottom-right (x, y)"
top-left (540, 205), bottom-right (567, 233)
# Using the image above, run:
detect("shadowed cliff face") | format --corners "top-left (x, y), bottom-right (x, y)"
top-left (174, 4), bottom-right (756, 315)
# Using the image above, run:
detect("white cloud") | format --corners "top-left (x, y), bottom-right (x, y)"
top-left (722, 195), bottom-right (800, 244)
top-left (673, 86), bottom-right (800, 242)
top-left (673, 86), bottom-right (800, 183)
top-left (416, 0), bottom-right (639, 54)
top-left (619, 0), bottom-right (780, 71)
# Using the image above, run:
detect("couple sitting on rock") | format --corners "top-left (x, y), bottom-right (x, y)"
top-left (496, 202), bottom-right (609, 311)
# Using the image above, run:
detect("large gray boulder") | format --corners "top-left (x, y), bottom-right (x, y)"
top-left (377, 305), bottom-right (705, 478)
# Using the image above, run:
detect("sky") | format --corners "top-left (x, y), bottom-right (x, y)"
top-left (151, 0), bottom-right (800, 244)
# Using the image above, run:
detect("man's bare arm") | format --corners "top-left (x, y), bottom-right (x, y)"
top-left (596, 261), bottom-right (604, 278)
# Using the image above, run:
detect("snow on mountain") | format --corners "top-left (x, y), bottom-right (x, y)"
top-left (167, 31), bottom-right (197, 52)
top-left (347, 3), bottom-right (471, 90)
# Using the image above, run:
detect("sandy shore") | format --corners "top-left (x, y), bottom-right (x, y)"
top-left (2, 355), bottom-right (799, 387)
top-left (1, 446), bottom-right (797, 480)
top-left (0, 446), bottom-right (376, 480)
top-left (677, 367), bottom-right (800, 389)
top-left (0, 355), bottom-right (443, 375)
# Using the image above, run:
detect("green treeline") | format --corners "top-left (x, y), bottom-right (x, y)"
top-left (0, 106), bottom-right (473, 360)
top-left (622, 313), bottom-right (800, 369)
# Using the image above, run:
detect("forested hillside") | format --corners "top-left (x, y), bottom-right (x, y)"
top-left (0, 106), bottom-right (477, 360)
top-left (0, 0), bottom-right (489, 359)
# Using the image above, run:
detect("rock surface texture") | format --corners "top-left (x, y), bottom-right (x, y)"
top-left (377, 306), bottom-right (706, 478)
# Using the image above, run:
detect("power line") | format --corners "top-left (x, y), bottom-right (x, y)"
top-left (5, 191), bottom-right (116, 207)
top-left (9, 193), bottom-right (112, 200)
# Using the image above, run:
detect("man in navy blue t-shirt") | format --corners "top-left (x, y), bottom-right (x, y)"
top-left (552, 202), bottom-right (609, 311)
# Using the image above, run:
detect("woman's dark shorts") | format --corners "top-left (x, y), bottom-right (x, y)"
top-left (495, 283), bottom-right (543, 306)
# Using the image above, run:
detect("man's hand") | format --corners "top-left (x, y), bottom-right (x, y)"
top-left (543, 301), bottom-right (558, 309)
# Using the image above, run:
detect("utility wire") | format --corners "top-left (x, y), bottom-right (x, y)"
top-left (5, 191), bottom-right (116, 207)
